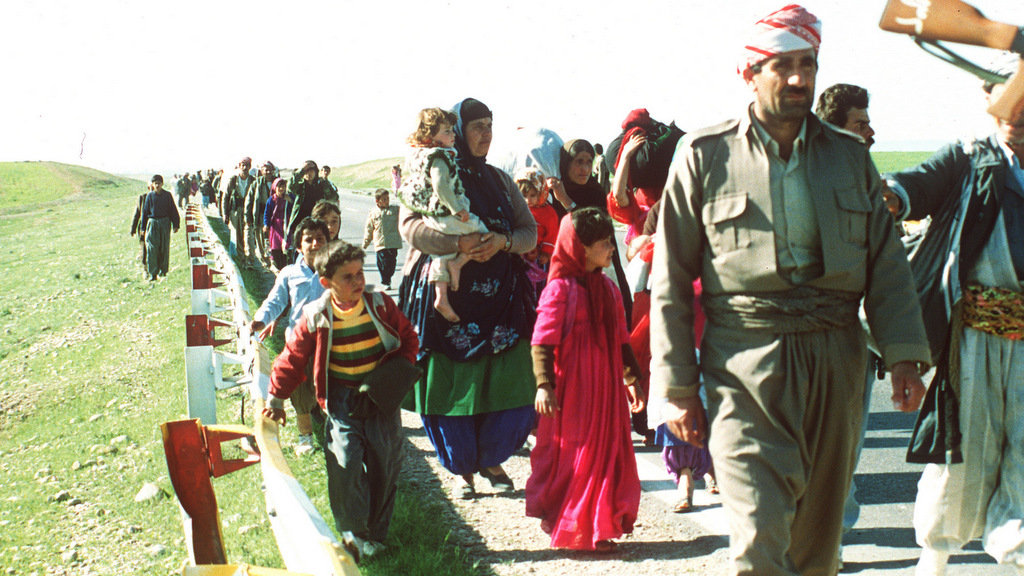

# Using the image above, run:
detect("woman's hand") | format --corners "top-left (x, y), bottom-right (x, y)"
top-left (625, 380), bottom-right (645, 413)
top-left (535, 384), bottom-right (559, 417)
top-left (622, 132), bottom-right (647, 159)
top-left (547, 177), bottom-right (572, 210)
top-left (458, 231), bottom-right (502, 262)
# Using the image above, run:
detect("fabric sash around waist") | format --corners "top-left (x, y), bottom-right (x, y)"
top-left (703, 286), bottom-right (862, 333)
top-left (961, 284), bottom-right (1024, 340)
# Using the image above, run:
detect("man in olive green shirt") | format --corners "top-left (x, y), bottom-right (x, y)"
top-left (650, 6), bottom-right (930, 575)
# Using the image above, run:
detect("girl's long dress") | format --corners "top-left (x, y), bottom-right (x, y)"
top-left (267, 196), bottom-right (289, 251)
top-left (525, 276), bottom-right (641, 550)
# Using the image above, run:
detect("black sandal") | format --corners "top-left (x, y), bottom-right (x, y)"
top-left (479, 468), bottom-right (514, 492)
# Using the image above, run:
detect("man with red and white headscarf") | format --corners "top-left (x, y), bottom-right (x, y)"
top-left (651, 5), bottom-right (931, 575)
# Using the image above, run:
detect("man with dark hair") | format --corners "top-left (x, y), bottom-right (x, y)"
top-left (815, 83), bottom-right (875, 148)
top-left (248, 161), bottom-right (277, 267)
top-left (139, 175), bottom-right (180, 281)
top-left (175, 172), bottom-right (192, 209)
top-left (651, 6), bottom-right (930, 574)
top-left (224, 157), bottom-right (256, 268)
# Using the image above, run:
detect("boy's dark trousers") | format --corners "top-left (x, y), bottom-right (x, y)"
top-left (376, 248), bottom-right (398, 287)
top-left (324, 384), bottom-right (403, 543)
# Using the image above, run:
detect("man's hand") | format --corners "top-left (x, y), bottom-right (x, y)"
top-left (535, 384), bottom-right (559, 417)
top-left (262, 406), bottom-right (287, 426)
top-left (664, 395), bottom-right (709, 449)
top-left (881, 183), bottom-right (901, 216)
top-left (890, 361), bottom-right (926, 412)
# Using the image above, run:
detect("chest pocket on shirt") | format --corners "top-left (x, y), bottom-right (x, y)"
top-left (835, 189), bottom-right (871, 245)
top-left (702, 193), bottom-right (750, 254)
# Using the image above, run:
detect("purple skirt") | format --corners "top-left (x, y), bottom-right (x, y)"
top-left (655, 423), bottom-right (712, 483)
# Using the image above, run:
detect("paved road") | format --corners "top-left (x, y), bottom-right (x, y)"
top-left (336, 190), bottom-right (1013, 574)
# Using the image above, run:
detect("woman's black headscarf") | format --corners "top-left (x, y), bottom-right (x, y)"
top-left (559, 138), bottom-right (607, 213)
top-left (451, 98), bottom-right (514, 236)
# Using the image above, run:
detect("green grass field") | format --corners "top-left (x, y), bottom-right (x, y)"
top-left (871, 150), bottom-right (934, 174)
top-left (0, 161), bottom-right (483, 575)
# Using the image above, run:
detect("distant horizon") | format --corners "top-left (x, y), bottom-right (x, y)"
top-left (2, 1), bottom-right (1017, 181)
top-left (7, 141), bottom-right (946, 182)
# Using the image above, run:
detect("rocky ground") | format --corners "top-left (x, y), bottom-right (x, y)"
top-left (398, 412), bottom-right (728, 576)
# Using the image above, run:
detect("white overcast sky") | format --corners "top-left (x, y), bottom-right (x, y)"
top-left (1, 1), bottom-right (1020, 175)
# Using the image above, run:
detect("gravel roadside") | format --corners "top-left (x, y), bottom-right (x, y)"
top-left (399, 411), bottom-right (729, 575)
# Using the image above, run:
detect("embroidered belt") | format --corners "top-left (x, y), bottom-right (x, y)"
top-left (703, 286), bottom-right (861, 333)
top-left (962, 284), bottom-right (1024, 340)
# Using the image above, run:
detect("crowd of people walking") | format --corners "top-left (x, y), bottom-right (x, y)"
top-left (132, 4), bottom-right (1024, 574)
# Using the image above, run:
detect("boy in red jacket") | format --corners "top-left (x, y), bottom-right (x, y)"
top-left (264, 240), bottom-right (418, 562)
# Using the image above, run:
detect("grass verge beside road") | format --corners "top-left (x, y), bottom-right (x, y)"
top-left (0, 163), bottom-right (482, 575)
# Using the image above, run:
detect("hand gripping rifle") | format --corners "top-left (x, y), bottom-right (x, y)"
top-left (879, 0), bottom-right (1024, 121)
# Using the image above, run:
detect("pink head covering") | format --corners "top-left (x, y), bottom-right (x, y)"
top-left (739, 4), bottom-right (821, 80)
top-left (271, 177), bottom-right (286, 193)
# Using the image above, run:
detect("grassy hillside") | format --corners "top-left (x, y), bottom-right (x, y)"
top-left (331, 157), bottom-right (402, 192)
top-left (0, 161), bottom-right (134, 211)
top-left (0, 161), bottom-right (484, 576)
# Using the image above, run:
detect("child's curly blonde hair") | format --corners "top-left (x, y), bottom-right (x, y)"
top-left (407, 107), bottom-right (457, 147)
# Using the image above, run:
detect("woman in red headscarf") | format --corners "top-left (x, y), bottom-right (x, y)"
top-left (525, 207), bottom-right (644, 552)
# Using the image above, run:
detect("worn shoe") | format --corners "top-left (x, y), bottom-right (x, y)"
top-left (342, 532), bottom-right (382, 563)
top-left (594, 540), bottom-right (618, 553)
top-left (294, 434), bottom-right (315, 456)
top-left (479, 467), bottom-right (514, 492)
top-left (454, 474), bottom-right (475, 500)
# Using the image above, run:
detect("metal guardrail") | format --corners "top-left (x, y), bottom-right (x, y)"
top-left (163, 200), bottom-right (358, 576)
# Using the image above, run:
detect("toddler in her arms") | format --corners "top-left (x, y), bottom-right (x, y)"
top-left (397, 107), bottom-right (490, 323)
top-left (514, 167), bottom-right (558, 296)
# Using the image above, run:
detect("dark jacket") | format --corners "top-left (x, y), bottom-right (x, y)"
top-left (889, 134), bottom-right (1012, 464)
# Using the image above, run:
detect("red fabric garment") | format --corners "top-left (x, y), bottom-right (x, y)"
top-left (526, 276), bottom-right (640, 549)
top-left (546, 215), bottom-right (618, 354)
top-left (621, 108), bottom-right (652, 131)
top-left (627, 241), bottom-right (704, 404)
top-left (610, 125), bottom-right (663, 238)
top-left (607, 191), bottom-right (649, 245)
top-left (529, 202), bottom-right (560, 257)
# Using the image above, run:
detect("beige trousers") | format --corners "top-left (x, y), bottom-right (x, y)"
top-left (704, 322), bottom-right (866, 576)
top-left (914, 327), bottom-right (1024, 566)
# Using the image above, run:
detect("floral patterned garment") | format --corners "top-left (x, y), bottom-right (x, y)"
top-left (962, 284), bottom-right (1024, 340)
top-left (397, 147), bottom-right (466, 217)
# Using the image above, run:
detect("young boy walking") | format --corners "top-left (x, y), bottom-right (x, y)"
top-left (263, 240), bottom-right (418, 561)
top-left (248, 217), bottom-right (329, 454)
top-left (362, 189), bottom-right (402, 289)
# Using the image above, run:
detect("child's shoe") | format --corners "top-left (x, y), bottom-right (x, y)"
top-left (294, 434), bottom-right (315, 456)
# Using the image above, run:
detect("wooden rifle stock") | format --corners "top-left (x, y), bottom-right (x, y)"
top-left (879, 0), bottom-right (1024, 121)
top-left (988, 61), bottom-right (1024, 122)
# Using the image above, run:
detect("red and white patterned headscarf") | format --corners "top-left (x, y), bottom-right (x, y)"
top-left (739, 4), bottom-right (821, 80)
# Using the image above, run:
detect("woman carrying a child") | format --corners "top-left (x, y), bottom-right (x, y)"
top-left (399, 98), bottom-right (538, 499)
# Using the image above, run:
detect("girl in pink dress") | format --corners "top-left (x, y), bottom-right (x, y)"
top-left (525, 207), bottom-right (644, 552)
top-left (263, 177), bottom-right (292, 270)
